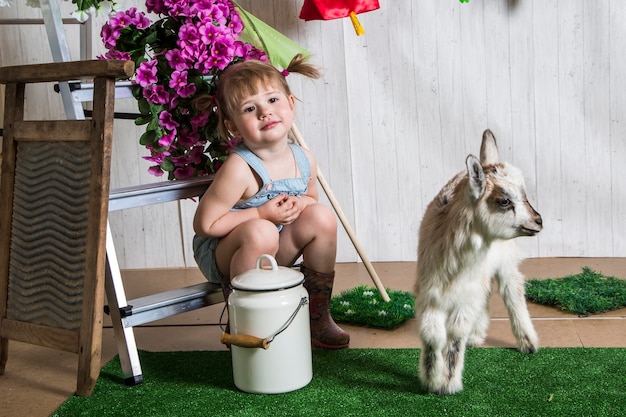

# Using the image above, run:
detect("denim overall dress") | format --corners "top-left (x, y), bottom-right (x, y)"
top-left (193, 143), bottom-right (311, 283)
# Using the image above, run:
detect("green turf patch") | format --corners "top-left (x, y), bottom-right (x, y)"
top-left (525, 267), bottom-right (626, 315)
top-left (330, 285), bottom-right (415, 329)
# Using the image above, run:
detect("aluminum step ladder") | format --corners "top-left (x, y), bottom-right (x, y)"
top-left (105, 177), bottom-right (223, 386)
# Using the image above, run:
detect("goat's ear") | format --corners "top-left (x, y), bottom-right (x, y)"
top-left (466, 154), bottom-right (485, 200)
top-left (480, 129), bottom-right (499, 164)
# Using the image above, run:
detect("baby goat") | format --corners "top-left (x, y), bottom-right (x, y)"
top-left (415, 129), bottom-right (542, 395)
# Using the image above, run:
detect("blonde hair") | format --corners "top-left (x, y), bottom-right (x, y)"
top-left (195, 54), bottom-right (320, 140)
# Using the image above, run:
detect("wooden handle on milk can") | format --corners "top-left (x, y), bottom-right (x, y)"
top-left (221, 332), bottom-right (270, 349)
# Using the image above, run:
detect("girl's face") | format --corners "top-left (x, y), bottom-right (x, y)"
top-left (224, 82), bottom-right (295, 149)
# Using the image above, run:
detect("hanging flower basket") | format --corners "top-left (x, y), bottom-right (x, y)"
top-left (99, 0), bottom-right (308, 180)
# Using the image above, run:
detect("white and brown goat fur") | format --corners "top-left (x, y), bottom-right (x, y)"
top-left (415, 129), bottom-right (543, 395)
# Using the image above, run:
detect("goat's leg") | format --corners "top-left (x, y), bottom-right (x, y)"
top-left (441, 338), bottom-right (466, 395)
top-left (467, 284), bottom-right (491, 347)
top-left (439, 306), bottom-right (474, 395)
top-left (497, 268), bottom-right (539, 353)
top-left (418, 308), bottom-right (447, 393)
top-left (467, 307), bottom-right (489, 347)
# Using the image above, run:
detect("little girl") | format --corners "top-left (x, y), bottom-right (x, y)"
top-left (192, 54), bottom-right (349, 349)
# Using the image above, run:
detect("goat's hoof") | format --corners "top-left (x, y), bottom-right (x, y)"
top-left (421, 379), bottom-right (445, 395)
top-left (517, 336), bottom-right (539, 354)
top-left (437, 382), bottom-right (463, 395)
top-left (422, 378), bottom-right (463, 395)
top-left (467, 335), bottom-right (485, 347)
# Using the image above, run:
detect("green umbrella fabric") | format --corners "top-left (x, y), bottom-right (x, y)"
top-left (235, 3), bottom-right (311, 70)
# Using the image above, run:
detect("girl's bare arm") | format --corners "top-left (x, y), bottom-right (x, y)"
top-left (193, 155), bottom-right (258, 237)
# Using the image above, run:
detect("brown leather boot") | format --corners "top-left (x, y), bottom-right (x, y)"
top-left (301, 264), bottom-right (350, 349)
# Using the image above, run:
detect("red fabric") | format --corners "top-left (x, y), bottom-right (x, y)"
top-left (299, 0), bottom-right (380, 21)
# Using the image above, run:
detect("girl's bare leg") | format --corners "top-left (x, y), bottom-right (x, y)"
top-left (215, 218), bottom-right (280, 279)
top-left (276, 204), bottom-right (337, 271)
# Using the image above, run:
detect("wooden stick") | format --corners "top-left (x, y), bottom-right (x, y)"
top-left (291, 124), bottom-right (390, 302)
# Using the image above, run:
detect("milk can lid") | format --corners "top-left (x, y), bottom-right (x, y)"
top-left (231, 254), bottom-right (304, 291)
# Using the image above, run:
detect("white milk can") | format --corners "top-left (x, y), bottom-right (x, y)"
top-left (223, 254), bottom-right (312, 394)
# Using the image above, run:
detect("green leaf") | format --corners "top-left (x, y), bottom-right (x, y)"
top-left (137, 98), bottom-right (151, 115)
top-left (160, 158), bottom-right (175, 172)
top-left (147, 116), bottom-right (161, 131)
top-left (139, 130), bottom-right (157, 146)
top-left (134, 115), bottom-right (152, 126)
top-left (144, 30), bottom-right (159, 46)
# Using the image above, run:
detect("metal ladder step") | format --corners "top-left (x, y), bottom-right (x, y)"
top-left (105, 282), bottom-right (224, 328)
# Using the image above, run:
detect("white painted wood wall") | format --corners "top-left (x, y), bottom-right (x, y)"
top-left (1, 0), bottom-right (625, 269)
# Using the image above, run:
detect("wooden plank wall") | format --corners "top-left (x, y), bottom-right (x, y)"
top-left (1, 0), bottom-right (625, 269)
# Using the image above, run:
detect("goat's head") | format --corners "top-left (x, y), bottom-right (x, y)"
top-left (466, 130), bottom-right (543, 240)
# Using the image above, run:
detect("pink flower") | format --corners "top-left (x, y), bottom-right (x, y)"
top-left (148, 165), bottom-right (165, 176)
top-left (174, 165), bottom-right (196, 179)
top-left (198, 22), bottom-right (222, 46)
top-left (108, 9), bottom-right (134, 29)
top-left (101, 50), bottom-right (131, 61)
top-left (194, 49), bottom-right (213, 74)
top-left (192, 1), bottom-right (227, 25)
top-left (100, 23), bottom-right (122, 49)
top-left (165, 49), bottom-right (190, 71)
top-left (178, 22), bottom-right (200, 46)
top-left (244, 45), bottom-right (268, 62)
top-left (146, 0), bottom-right (167, 15)
top-left (169, 95), bottom-right (180, 110)
top-left (189, 146), bottom-right (205, 164)
top-left (158, 130), bottom-right (177, 148)
top-left (143, 85), bottom-right (170, 105)
top-left (169, 71), bottom-right (187, 90)
top-left (132, 13), bottom-right (152, 30)
top-left (210, 40), bottom-right (236, 70)
top-left (177, 128), bottom-right (200, 147)
top-left (178, 83), bottom-right (197, 98)
top-left (225, 137), bottom-right (242, 151)
top-left (136, 60), bottom-right (158, 87)
top-left (145, 146), bottom-right (171, 158)
top-left (143, 153), bottom-right (164, 163)
top-left (228, 12), bottom-right (244, 35)
top-left (159, 111), bottom-right (180, 131)
top-left (190, 112), bottom-right (209, 129)
top-left (164, 0), bottom-right (190, 17)
top-left (171, 155), bottom-right (191, 165)
top-left (169, 70), bottom-right (197, 98)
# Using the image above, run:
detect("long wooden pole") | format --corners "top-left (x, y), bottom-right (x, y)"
top-left (291, 124), bottom-right (390, 302)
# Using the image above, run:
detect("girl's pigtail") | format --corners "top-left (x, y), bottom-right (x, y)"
top-left (285, 53), bottom-right (321, 80)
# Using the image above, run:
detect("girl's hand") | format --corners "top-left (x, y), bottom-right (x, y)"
top-left (259, 194), bottom-right (300, 225)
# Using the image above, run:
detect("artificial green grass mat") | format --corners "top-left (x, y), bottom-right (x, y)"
top-left (330, 285), bottom-right (415, 328)
top-left (52, 348), bottom-right (626, 416)
top-left (526, 267), bottom-right (626, 315)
